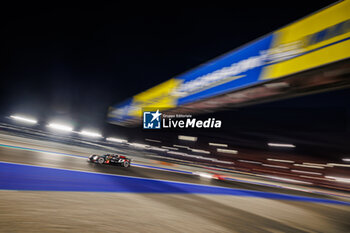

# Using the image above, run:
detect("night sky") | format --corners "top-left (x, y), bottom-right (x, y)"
top-left (1, 1), bottom-right (349, 157)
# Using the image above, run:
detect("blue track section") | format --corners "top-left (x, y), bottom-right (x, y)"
top-left (0, 162), bottom-right (349, 206)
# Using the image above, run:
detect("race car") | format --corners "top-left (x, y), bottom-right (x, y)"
top-left (88, 154), bottom-right (131, 168)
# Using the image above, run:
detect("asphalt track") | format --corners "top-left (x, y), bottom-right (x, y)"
top-left (0, 140), bottom-right (350, 232)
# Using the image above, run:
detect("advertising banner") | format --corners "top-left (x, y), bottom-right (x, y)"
top-left (108, 1), bottom-right (350, 125)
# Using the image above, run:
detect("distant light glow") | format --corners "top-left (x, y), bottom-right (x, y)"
top-left (325, 176), bottom-right (350, 183)
top-left (165, 150), bottom-right (232, 164)
top-left (217, 148), bottom-right (238, 154)
top-left (302, 162), bottom-right (330, 167)
top-left (238, 160), bottom-right (261, 164)
top-left (173, 145), bottom-right (190, 149)
top-left (167, 151), bottom-right (185, 156)
top-left (327, 163), bottom-right (350, 167)
top-left (343, 158), bottom-right (350, 162)
top-left (80, 130), bottom-right (102, 138)
top-left (199, 157), bottom-right (216, 161)
top-left (293, 164), bottom-right (324, 169)
top-left (178, 135), bottom-right (197, 141)
top-left (291, 170), bottom-right (322, 175)
top-left (268, 143), bottom-right (295, 148)
top-left (106, 137), bottom-right (127, 143)
top-left (215, 160), bottom-right (234, 164)
top-left (267, 158), bottom-right (294, 163)
top-left (10, 115), bottom-right (37, 124)
top-left (47, 122), bottom-right (73, 132)
top-left (166, 151), bottom-right (219, 162)
top-left (208, 142), bottom-right (228, 147)
top-left (299, 175), bottom-right (332, 181)
top-left (161, 146), bottom-right (178, 150)
top-left (129, 143), bottom-right (148, 148)
top-left (190, 148), bottom-right (210, 154)
top-left (262, 164), bottom-right (289, 169)
top-left (150, 147), bottom-right (168, 152)
top-left (145, 139), bottom-right (161, 143)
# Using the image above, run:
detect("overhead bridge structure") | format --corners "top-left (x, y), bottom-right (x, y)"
top-left (108, 1), bottom-right (350, 126)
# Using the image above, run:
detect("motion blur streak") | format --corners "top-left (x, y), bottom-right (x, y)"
top-left (145, 139), bottom-right (161, 143)
top-left (173, 144), bottom-right (190, 149)
top-left (10, 115), bottom-right (37, 124)
top-left (294, 164), bottom-right (325, 169)
top-left (208, 142), bottom-right (228, 147)
top-left (327, 163), bottom-right (350, 168)
top-left (238, 160), bottom-right (262, 164)
top-left (106, 137), bottom-right (127, 143)
top-left (217, 148), bottom-right (238, 154)
top-left (262, 164), bottom-right (289, 169)
top-left (79, 130), bottom-right (102, 138)
top-left (190, 148), bottom-right (210, 154)
top-left (161, 146), bottom-right (178, 150)
top-left (267, 158), bottom-right (294, 163)
top-left (47, 122), bottom-right (73, 132)
top-left (268, 143), bottom-right (296, 148)
top-left (325, 176), bottom-right (350, 183)
top-left (291, 170), bottom-right (323, 175)
top-left (129, 143), bottom-right (148, 148)
top-left (178, 135), bottom-right (197, 141)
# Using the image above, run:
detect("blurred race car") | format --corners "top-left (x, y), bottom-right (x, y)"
top-left (88, 154), bottom-right (131, 168)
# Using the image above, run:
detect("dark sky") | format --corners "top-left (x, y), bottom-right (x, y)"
top-left (0, 2), bottom-right (338, 125)
top-left (2, 1), bottom-right (349, 158)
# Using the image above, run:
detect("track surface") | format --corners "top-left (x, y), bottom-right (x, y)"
top-left (0, 144), bottom-right (346, 200)
top-left (0, 141), bottom-right (350, 232)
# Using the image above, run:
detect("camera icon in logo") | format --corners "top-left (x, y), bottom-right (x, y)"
top-left (143, 110), bottom-right (162, 129)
